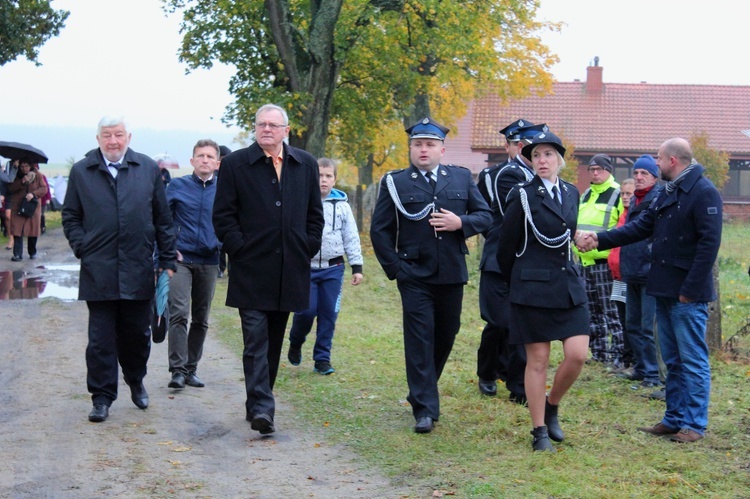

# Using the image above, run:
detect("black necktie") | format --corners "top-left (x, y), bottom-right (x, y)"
top-left (552, 185), bottom-right (561, 205)
top-left (110, 162), bottom-right (121, 170)
top-left (427, 171), bottom-right (436, 191)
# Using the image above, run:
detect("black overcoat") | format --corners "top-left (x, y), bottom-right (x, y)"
top-left (62, 148), bottom-right (177, 301)
top-left (212, 142), bottom-right (324, 311)
top-left (497, 175), bottom-right (587, 309)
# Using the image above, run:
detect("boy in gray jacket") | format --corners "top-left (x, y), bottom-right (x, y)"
top-left (287, 158), bottom-right (363, 374)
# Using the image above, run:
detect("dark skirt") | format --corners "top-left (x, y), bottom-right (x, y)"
top-left (509, 301), bottom-right (590, 344)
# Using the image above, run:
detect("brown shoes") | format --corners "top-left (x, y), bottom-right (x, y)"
top-left (637, 422), bottom-right (678, 436)
top-left (670, 428), bottom-right (704, 443)
top-left (638, 423), bottom-right (704, 442)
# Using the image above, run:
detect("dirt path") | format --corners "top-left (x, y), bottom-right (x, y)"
top-left (0, 228), bottom-right (406, 498)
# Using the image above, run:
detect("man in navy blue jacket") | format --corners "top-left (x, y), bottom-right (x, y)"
top-left (579, 138), bottom-right (722, 443)
top-left (166, 140), bottom-right (222, 390)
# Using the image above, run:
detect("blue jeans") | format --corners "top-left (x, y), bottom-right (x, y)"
top-left (289, 264), bottom-right (345, 362)
top-left (655, 298), bottom-right (710, 435)
top-left (625, 283), bottom-right (659, 383)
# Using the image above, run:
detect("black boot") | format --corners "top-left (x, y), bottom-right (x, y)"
top-left (531, 426), bottom-right (555, 452)
top-left (545, 398), bottom-right (564, 442)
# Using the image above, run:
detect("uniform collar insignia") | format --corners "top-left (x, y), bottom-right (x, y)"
top-left (410, 172), bottom-right (418, 178)
top-left (440, 169), bottom-right (447, 176)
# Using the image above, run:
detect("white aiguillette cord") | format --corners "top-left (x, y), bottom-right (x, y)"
top-left (386, 172), bottom-right (438, 240)
top-left (516, 187), bottom-right (571, 259)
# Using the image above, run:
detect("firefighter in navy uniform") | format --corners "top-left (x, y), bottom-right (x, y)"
top-left (371, 117), bottom-right (491, 433)
top-left (475, 121), bottom-right (546, 402)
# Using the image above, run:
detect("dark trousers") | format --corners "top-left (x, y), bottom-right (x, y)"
top-left (477, 270), bottom-right (526, 397)
top-left (219, 249), bottom-right (227, 274)
top-left (614, 300), bottom-right (636, 368)
top-left (86, 300), bottom-right (152, 406)
top-left (168, 261), bottom-right (218, 374)
top-left (239, 309), bottom-right (290, 420)
top-left (13, 236), bottom-right (37, 259)
top-left (397, 277), bottom-right (463, 421)
top-left (625, 283), bottom-right (660, 383)
top-left (289, 264), bottom-right (345, 362)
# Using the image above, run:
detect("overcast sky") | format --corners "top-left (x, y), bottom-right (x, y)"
top-left (0, 0), bottom-right (747, 161)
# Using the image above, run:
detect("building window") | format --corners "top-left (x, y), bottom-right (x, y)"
top-left (723, 169), bottom-right (750, 198)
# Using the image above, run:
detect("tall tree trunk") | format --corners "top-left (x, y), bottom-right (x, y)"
top-left (266, 0), bottom-right (343, 157)
top-left (404, 93), bottom-right (431, 130)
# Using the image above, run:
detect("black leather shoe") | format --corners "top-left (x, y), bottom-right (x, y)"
top-left (414, 416), bottom-right (435, 434)
top-left (545, 398), bottom-right (564, 442)
top-left (250, 413), bottom-right (275, 434)
top-left (88, 404), bottom-right (109, 422)
top-left (185, 371), bottom-right (205, 387)
top-left (531, 426), bottom-right (555, 452)
top-left (129, 382), bottom-right (149, 409)
top-left (168, 372), bottom-right (186, 389)
top-left (478, 378), bottom-right (497, 396)
top-left (11, 256), bottom-right (22, 262)
top-left (287, 345), bottom-right (302, 366)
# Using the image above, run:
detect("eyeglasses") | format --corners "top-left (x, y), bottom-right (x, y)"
top-left (254, 122), bottom-right (287, 130)
top-left (587, 166), bottom-right (605, 173)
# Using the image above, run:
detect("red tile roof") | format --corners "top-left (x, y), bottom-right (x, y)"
top-left (472, 78), bottom-right (750, 159)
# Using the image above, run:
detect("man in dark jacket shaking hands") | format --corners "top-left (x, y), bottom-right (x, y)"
top-left (578, 137), bottom-right (722, 443)
top-left (212, 104), bottom-right (324, 435)
top-left (62, 116), bottom-right (177, 423)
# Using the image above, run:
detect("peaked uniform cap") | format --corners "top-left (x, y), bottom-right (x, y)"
top-left (499, 119), bottom-right (534, 141)
top-left (406, 116), bottom-right (450, 141)
top-left (521, 131), bottom-right (566, 160)
top-left (517, 123), bottom-right (549, 142)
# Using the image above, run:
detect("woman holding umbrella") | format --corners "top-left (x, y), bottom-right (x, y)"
top-left (9, 161), bottom-right (47, 261)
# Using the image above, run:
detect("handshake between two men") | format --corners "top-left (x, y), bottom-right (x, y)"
top-left (573, 230), bottom-right (599, 253)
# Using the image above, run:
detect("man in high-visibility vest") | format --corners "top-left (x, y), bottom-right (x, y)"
top-left (574, 154), bottom-right (625, 368)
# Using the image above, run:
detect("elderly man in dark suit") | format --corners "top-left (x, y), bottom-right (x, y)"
top-left (212, 104), bottom-right (324, 435)
top-left (370, 117), bottom-right (491, 434)
top-left (580, 138), bottom-right (723, 443)
top-left (62, 116), bottom-right (177, 423)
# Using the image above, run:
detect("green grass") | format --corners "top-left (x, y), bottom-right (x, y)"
top-left (209, 224), bottom-right (750, 498)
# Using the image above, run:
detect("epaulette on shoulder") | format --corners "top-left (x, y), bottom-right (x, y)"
top-left (496, 163), bottom-right (519, 176)
top-left (386, 168), bottom-right (406, 175)
top-left (444, 164), bottom-right (471, 172)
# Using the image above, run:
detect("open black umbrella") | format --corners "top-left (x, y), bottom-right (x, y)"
top-left (0, 141), bottom-right (48, 164)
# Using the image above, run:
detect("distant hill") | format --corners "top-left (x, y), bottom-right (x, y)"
top-left (0, 124), bottom-right (245, 169)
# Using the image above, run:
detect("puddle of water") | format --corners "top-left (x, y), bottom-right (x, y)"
top-left (37, 280), bottom-right (79, 300)
top-left (43, 264), bottom-right (81, 272)
top-left (0, 269), bottom-right (79, 301)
